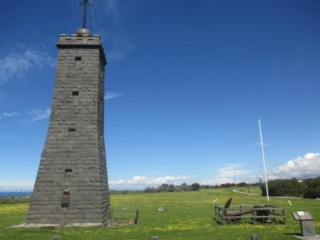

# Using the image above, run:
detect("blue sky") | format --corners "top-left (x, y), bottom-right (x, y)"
top-left (1, 0), bottom-right (320, 190)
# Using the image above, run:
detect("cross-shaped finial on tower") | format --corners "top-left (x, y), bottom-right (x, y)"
top-left (81, 0), bottom-right (92, 29)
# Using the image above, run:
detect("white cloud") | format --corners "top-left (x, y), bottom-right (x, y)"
top-left (104, 91), bottom-right (121, 100)
top-left (107, 33), bottom-right (134, 62)
top-left (269, 152), bottom-right (320, 179)
top-left (0, 108), bottom-right (51, 122)
top-left (0, 48), bottom-right (55, 84)
top-left (104, 0), bottom-right (122, 22)
top-left (1, 176), bottom-right (194, 191)
top-left (216, 163), bottom-right (251, 177)
top-left (102, 0), bottom-right (132, 23)
top-left (29, 108), bottom-right (51, 122)
top-left (0, 112), bottom-right (21, 119)
top-left (109, 175), bottom-right (194, 190)
top-left (201, 178), bottom-right (234, 186)
top-left (100, 0), bottom-right (140, 23)
top-left (0, 181), bottom-right (34, 191)
top-left (201, 163), bottom-right (253, 186)
top-left (94, 1), bottom-right (135, 61)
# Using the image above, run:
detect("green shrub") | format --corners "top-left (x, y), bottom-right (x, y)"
top-left (304, 177), bottom-right (320, 199)
top-left (261, 178), bottom-right (306, 197)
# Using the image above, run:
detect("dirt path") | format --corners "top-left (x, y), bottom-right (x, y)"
top-left (232, 189), bottom-right (260, 196)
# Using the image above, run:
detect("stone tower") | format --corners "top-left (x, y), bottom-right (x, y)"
top-left (26, 19), bottom-right (110, 226)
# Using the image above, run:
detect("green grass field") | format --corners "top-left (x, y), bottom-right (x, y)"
top-left (0, 187), bottom-right (319, 240)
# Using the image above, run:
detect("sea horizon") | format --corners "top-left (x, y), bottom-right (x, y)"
top-left (0, 191), bottom-right (32, 198)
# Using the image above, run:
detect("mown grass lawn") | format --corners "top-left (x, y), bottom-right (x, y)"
top-left (0, 188), bottom-right (319, 240)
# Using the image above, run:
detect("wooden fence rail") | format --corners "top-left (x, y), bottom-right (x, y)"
top-left (215, 204), bottom-right (286, 225)
top-left (109, 207), bottom-right (139, 226)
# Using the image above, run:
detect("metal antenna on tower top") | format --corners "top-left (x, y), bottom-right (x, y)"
top-left (81, 0), bottom-right (92, 29)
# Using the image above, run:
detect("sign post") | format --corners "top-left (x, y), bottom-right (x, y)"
top-left (292, 211), bottom-right (316, 237)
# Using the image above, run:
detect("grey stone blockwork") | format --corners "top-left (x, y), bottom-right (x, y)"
top-left (26, 33), bottom-right (110, 225)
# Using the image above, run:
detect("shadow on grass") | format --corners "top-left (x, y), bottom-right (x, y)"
top-left (284, 232), bottom-right (300, 236)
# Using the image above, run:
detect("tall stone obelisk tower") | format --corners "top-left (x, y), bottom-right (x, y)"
top-left (27, 2), bottom-right (110, 226)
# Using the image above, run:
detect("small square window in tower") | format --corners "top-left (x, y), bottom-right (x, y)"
top-left (64, 169), bottom-right (72, 183)
top-left (75, 56), bottom-right (82, 69)
top-left (72, 91), bottom-right (79, 104)
top-left (68, 128), bottom-right (76, 140)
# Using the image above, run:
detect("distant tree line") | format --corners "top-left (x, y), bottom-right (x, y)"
top-left (144, 182), bottom-right (262, 192)
top-left (145, 183), bottom-right (201, 192)
top-left (201, 182), bottom-right (261, 189)
top-left (144, 177), bottom-right (320, 198)
top-left (261, 177), bottom-right (320, 199)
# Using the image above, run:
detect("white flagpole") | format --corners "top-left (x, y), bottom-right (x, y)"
top-left (258, 118), bottom-right (270, 202)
